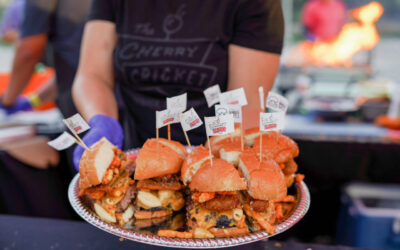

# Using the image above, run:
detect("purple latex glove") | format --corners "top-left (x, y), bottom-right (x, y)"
top-left (0, 96), bottom-right (32, 115)
top-left (73, 114), bottom-right (124, 171)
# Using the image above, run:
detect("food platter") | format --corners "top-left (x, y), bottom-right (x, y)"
top-left (68, 148), bottom-right (311, 248)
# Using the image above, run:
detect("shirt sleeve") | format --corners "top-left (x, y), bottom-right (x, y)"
top-left (87, 0), bottom-right (116, 23)
top-left (20, 0), bottom-right (58, 38)
top-left (231, 0), bottom-right (284, 54)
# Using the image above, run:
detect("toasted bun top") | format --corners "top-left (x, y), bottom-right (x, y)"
top-left (248, 167), bottom-right (286, 200)
top-left (253, 132), bottom-right (299, 163)
top-left (238, 151), bottom-right (286, 200)
top-left (181, 146), bottom-right (211, 185)
top-left (189, 159), bottom-right (247, 192)
top-left (134, 138), bottom-right (185, 180)
top-left (79, 137), bottom-right (115, 190)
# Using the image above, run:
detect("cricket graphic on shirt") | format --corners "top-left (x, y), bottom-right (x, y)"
top-left (116, 4), bottom-right (218, 87)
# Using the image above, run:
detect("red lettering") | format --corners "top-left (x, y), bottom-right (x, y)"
top-left (74, 126), bottom-right (82, 133)
top-left (229, 101), bottom-right (239, 105)
top-left (163, 118), bottom-right (174, 124)
top-left (213, 127), bottom-right (226, 133)
top-left (264, 124), bottom-right (277, 130)
top-left (190, 119), bottom-right (200, 127)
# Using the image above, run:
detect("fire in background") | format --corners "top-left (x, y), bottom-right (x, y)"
top-left (287, 1), bottom-right (384, 67)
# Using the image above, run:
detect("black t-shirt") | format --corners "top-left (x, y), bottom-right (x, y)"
top-left (88, 0), bottom-right (284, 148)
top-left (21, 0), bottom-right (91, 117)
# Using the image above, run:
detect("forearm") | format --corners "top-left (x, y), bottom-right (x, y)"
top-left (72, 74), bottom-right (118, 121)
top-left (2, 35), bottom-right (47, 106)
top-left (228, 45), bottom-right (280, 130)
top-left (3, 48), bottom-right (39, 105)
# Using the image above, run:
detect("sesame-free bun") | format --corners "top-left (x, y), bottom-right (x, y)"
top-left (79, 137), bottom-right (115, 190)
top-left (189, 159), bottom-right (247, 192)
top-left (181, 146), bottom-right (212, 185)
top-left (134, 138), bottom-right (186, 180)
top-left (238, 151), bottom-right (286, 200)
top-left (253, 132), bottom-right (299, 164)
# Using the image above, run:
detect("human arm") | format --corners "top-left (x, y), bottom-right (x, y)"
top-left (72, 20), bottom-right (123, 170)
top-left (227, 0), bottom-right (283, 129)
top-left (72, 20), bottom-right (118, 120)
top-left (2, 34), bottom-right (47, 107)
top-left (227, 45), bottom-right (280, 129)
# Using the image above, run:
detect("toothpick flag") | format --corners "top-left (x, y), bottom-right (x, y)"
top-left (266, 92), bottom-right (289, 113)
top-left (63, 114), bottom-right (90, 134)
top-left (180, 108), bottom-right (203, 132)
top-left (219, 88), bottom-right (248, 106)
top-left (47, 132), bottom-right (77, 151)
top-left (63, 113), bottom-right (90, 150)
top-left (205, 114), bottom-right (235, 136)
top-left (156, 108), bottom-right (180, 128)
top-left (215, 104), bottom-right (242, 123)
top-left (167, 93), bottom-right (187, 113)
top-left (259, 112), bottom-right (285, 132)
top-left (203, 84), bottom-right (221, 107)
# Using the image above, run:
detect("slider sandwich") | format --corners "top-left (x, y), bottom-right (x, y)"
top-left (253, 132), bottom-right (299, 188)
top-left (79, 138), bottom-right (136, 226)
top-left (238, 150), bottom-right (287, 234)
top-left (133, 138), bottom-right (187, 227)
top-left (181, 145), bottom-right (212, 186)
top-left (207, 125), bottom-right (241, 157)
top-left (187, 159), bottom-right (249, 238)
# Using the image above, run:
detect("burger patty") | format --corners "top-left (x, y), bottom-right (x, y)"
top-left (200, 194), bottom-right (240, 212)
top-left (251, 200), bottom-right (270, 213)
top-left (137, 175), bottom-right (183, 190)
top-left (116, 185), bottom-right (137, 212)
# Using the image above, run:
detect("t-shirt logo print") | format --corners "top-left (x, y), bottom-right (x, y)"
top-left (116, 4), bottom-right (218, 87)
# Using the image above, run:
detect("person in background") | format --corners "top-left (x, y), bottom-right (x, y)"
top-left (302, 0), bottom-right (346, 41)
top-left (72, 0), bottom-right (284, 170)
top-left (0, 0), bottom-right (91, 119)
top-left (0, 0), bottom-right (25, 43)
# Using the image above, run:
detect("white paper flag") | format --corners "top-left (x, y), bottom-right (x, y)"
top-left (259, 112), bottom-right (285, 132)
top-left (203, 85), bottom-right (221, 107)
top-left (266, 92), bottom-right (289, 113)
top-left (47, 132), bottom-right (76, 151)
top-left (215, 104), bottom-right (242, 123)
top-left (259, 87), bottom-right (265, 110)
top-left (63, 114), bottom-right (90, 134)
top-left (205, 114), bottom-right (235, 136)
top-left (167, 93), bottom-right (187, 113)
top-left (180, 108), bottom-right (203, 131)
top-left (219, 88), bottom-right (248, 106)
top-left (156, 109), bottom-right (180, 128)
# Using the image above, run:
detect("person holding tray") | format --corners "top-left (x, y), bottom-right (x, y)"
top-left (72, 0), bottom-right (284, 170)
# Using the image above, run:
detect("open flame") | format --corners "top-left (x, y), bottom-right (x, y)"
top-left (287, 2), bottom-right (384, 67)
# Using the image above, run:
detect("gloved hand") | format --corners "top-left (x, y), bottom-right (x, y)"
top-left (73, 114), bottom-right (124, 171)
top-left (0, 96), bottom-right (32, 115)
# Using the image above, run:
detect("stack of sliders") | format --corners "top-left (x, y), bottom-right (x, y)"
top-left (237, 149), bottom-right (287, 234)
top-left (252, 131), bottom-right (301, 187)
top-left (133, 138), bottom-right (187, 229)
top-left (78, 138), bottom-right (136, 226)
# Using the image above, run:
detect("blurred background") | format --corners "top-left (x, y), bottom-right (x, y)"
top-left (0, 0), bottom-right (400, 249)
